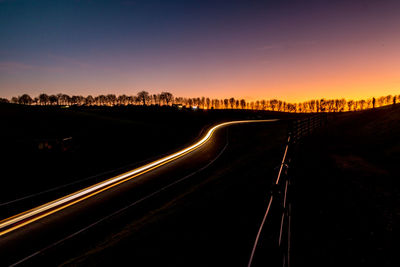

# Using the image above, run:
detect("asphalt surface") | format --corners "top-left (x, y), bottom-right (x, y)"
top-left (0, 120), bottom-right (287, 266)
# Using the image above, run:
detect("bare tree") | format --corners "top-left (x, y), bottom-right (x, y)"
top-left (9, 91), bottom-right (399, 113)
top-left (320, 99), bottom-right (326, 112)
top-left (229, 97), bottom-right (235, 109)
top-left (240, 99), bottom-right (246, 109)
top-left (56, 93), bottom-right (63, 105)
top-left (152, 94), bottom-right (158, 105)
top-left (117, 94), bottom-right (127, 105)
top-left (18, 94), bottom-right (33, 105)
top-left (206, 98), bottom-right (211, 109)
top-left (269, 99), bottom-right (278, 111)
top-left (223, 99), bottom-right (229, 109)
top-left (39, 93), bottom-right (49, 105)
top-left (201, 97), bottom-right (205, 108)
top-left (160, 92), bottom-right (173, 106)
top-left (86, 95), bottom-right (95, 105)
top-left (137, 91), bottom-right (150, 105)
top-left (106, 94), bottom-right (117, 106)
top-left (347, 100), bottom-right (354, 111)
top-left (287, 103), bottom-right (296, 112)
top-left (127, 96), bottom-right (134, 105)
top-left (260, 100), bottom-right (266, 110)
top-left (59, 94), bottom-right (70, 105)
top-left (49, 95), bottom-right (58, 105)
top-left (360, 99), bottom-right (366, 110)
top-left (0, 98), bottom-right (9, 103)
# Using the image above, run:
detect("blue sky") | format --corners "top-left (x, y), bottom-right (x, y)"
top-left (1, 0), bottom-right (400, 101)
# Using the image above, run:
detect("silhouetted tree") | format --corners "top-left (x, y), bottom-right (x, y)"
top-left (206, 98), bottom-right (211, 109)
top-left (49, 95), bottom-right (58, 105)
top-left (229, 98), bottom-right (235, 109)
top-left (386, 95), bottom-right (392, 105)
top-left (337, 99), bottom-right (346, 112)
top-left (223, 99), bottom-right (229, 109)
top-left (56, 93), bottom-right (63, 105)
top-left (259, 100), bottom-right (265, 110)
top-left (59, 94), bottom-right (70, 105)
top-left (200, 97), bottom-right (205, 108)
top-left (360, 99), bottom-right (366, 110)
top-left (18, 94), bottom-right (32, 105)
top-left (127, 96), bottom-right (134, 105)
top-left (287, 103), bottom-right (296, 112)
top-left (214, 99), bottom-right (220, 109)
top-left (106, 94), bottom-right (117, 106)
top-left (117, 94), bottom-right (126, 105)
top-left (152, 94), bottom-right (159, 105)
top-left (377, 96), bottom-right (385, 107)
top-left (39, 93), bottom-right (49, 105)
top-left (9, 91), bottom-right (399, 112)
top-left (366, 99), bottom-right (372, 109)
top-left (270, 99), bottom-right (278, 111)
top-left (160, 92), bottom-right (173, 106)
top-left (240, 99), bottom-right (246, 109)
top-left (137, 91), bottom-right (150, 105)
top-left (347, 100), bottom-right (354, 111)
top-left (86, 95), bottom-right (95, 105)
top-left (71, 95), bottom-right (78, 105)
top-left (320, 99), bottom-right (326, 112)
top-left (133, 96), bottom-right (140, 105)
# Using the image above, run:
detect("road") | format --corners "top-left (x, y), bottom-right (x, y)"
top-left (0, 119), bottom-right (286, 266)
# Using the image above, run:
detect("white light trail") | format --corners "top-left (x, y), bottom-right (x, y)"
top-left (0, 119), bottom-right (277, 236)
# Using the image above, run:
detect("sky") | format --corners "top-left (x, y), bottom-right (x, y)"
top-left (0, 0), bottom-right (399, 102)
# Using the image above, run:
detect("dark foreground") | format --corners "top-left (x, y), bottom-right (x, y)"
top-left (0, 104), bottom-right (299, 218)
top-left (2, 103), bottom-right (398, 266)
top-left (293, 104), bottom-right (400, 267)
top-left (1, 104), bottom-right (294, 266)
top-left (1, 121), bottom-right (287, 266)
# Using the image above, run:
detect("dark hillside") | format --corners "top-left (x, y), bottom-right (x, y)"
top-left (0, 104), bottom-right (298, 217)
top-left (293, 104), bottom-right (400, 266)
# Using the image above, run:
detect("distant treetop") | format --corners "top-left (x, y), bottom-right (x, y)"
top-left (4, 91), bottom-right (399, 113)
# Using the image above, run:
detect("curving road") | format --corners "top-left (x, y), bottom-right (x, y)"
top-left (0, 119), bottom-right (279, 266)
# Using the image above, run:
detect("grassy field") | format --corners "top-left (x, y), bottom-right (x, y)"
top-left (292, 104), bottom-right (400, 266)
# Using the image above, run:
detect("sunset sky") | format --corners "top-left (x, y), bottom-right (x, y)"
top-left (0, 0), bottom-right (399, 102)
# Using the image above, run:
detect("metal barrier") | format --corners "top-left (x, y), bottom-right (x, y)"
top-left (247, 113), bottom-right (327, 267)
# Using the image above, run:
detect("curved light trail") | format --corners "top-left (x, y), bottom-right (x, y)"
top-left (0, 119), bottom-right (277, 236)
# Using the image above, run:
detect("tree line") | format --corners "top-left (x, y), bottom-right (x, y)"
top-left (1, 91), bottom-right (398, 113)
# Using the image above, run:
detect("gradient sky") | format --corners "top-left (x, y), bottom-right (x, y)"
top-left (1, 0), bottom-right (399, 102)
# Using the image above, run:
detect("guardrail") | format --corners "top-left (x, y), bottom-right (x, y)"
top-left (247, 113), bottom-right (327, 267)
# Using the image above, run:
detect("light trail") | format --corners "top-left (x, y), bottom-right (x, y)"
top-left (0, 119), bottom-right (277, 236)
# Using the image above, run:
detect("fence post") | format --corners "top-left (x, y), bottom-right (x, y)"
top-left (248, 114), bottom-right (327, 267)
